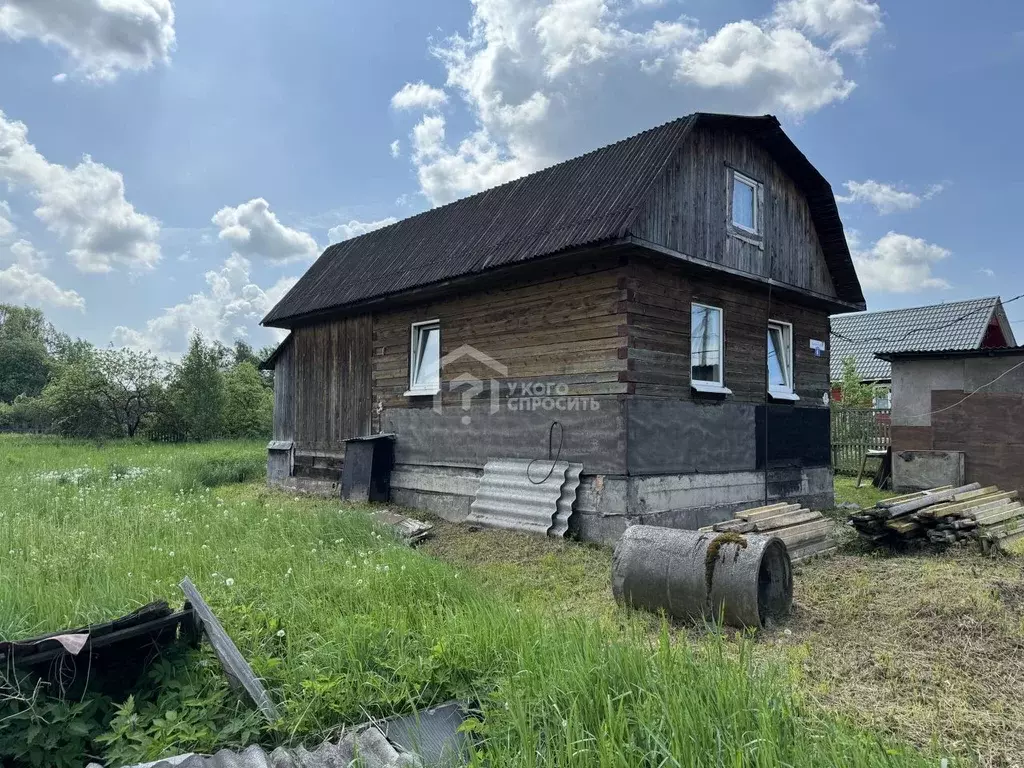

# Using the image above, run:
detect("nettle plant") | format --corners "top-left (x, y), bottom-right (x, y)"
top-left (0, 646), bottom-right (266, 768)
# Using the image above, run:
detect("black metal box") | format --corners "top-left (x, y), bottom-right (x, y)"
top-left (341, 434), bottom-right (396, 503)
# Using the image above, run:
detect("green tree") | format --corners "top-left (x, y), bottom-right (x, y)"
top-left (42, 355), bottom-right (110, 437)
top-left (832, 356), bottom-right (881, 408)
top-left (42, 347), bottom-right (164, 438)
top-left (222, 362), bottom-right (273, 438)
top-left (94, 347), bottom-right (165, 437)
top-left (0, 305), bottom-right (51, 402)
top-left (172, 333), bottom-right (226, 440)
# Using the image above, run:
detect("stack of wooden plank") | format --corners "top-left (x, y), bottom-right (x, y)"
top-left (699, 502), bottom-right (835, 563)
top-left (847, 483), bottom-right (1024, 553)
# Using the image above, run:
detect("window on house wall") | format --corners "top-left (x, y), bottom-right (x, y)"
top-left (407, 320), bottom-right (440, 396)
top-left (690, 303), bottom-right (730, 393)
top-left (731, 171), bottom-right (761, 234)
top-left (767, 320), bottom-right (798, 400)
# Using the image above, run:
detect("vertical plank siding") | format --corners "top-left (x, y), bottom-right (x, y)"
top-left (292, 315), bottom-right (372, 454)
top-left (632, 126), bottom-right (838, 301)
top-left (272, 340), bottom-right (295, 442)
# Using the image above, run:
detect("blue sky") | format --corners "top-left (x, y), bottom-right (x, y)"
top-left (1, 0), bottom-right (1022, 355)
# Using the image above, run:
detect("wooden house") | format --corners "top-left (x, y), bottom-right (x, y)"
top-left (261, 113), bottom-right (865, 543)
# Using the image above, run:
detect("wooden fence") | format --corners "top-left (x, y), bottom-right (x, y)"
top-left (831, 408), bottom-right (891, 475)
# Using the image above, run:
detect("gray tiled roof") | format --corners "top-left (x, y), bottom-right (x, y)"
top-left (830, 297), bottom-right (1001, 382)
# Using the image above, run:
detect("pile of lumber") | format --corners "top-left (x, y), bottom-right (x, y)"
top-left (848, 483), bottom-right (1024, 553)
top-left (700, 502), bottom-right (835, 564)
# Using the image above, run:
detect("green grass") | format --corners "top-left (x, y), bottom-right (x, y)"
top-left (0, 435), bottom-right (939, 767)
top-left (833, 474), bottom-right (898, 509)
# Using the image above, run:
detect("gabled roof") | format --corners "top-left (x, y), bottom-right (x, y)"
top-left (830, 297), bottom-right (1014, 382)
top-left (263, 113), bottom-right (863, 327)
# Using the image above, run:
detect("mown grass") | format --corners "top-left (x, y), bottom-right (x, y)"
top-left (0, 435), bottom-right (942, 767)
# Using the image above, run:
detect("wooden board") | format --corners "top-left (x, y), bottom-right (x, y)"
top-left (754, 510), bottom-right (821, 532)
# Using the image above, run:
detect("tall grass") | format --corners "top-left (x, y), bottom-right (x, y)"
top-left (0, 435), bottom-right (936, 766)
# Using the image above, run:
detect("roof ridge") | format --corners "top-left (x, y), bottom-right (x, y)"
top-left (832, 296), bottom-right (999, 323)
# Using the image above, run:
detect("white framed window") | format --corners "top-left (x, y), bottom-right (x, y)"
top-left (767, 319), bottom-right (799, 400)
top-left (690, 303), bottom-right (731, 394)
top-left (730, 170), bottom-right (762, 235)
top-left (406, 319), bottom-right (441, 396)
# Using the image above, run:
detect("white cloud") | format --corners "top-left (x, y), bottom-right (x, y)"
top-left (0, 0), bottom-right (175, 81)
top-left (8, 238), bottom-right (49, 271)
top-left (851, 231), bottom-right (952, 293)
top-left (51, 72), bottom-right (67, 83)
top-left (0, 200), bottom-right (13, 239)
top-left (391, 81), bottom-right (449, 110)
top-left (400, 0), bottom-right (875, 206)
top-left (112, 255), bottom-right (296, 355)
top-left (980, 268), bottom-right (995, 278)
top-left (773, 0), bottom-right (882, 52)
top-left (0, 264), bottom-right (85, 310)
top-left (0, 110), bottom-right (161, 272)
top-left (837, 180), bottom-right (920, 214)
top-left (675, 23), bottom-right (855, 113)
top-left (390, 139), bottom-right (401, 158)
top-left (327, 217), bottom-right (399, 244)
top-left (836, 179), bottom-right (947, 214)
top-left (1, 236), bottom-right (82, 310)
top-left (212, 198), bottom-right (319, 265)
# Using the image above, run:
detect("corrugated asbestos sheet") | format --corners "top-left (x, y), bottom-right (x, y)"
top-left (263, 113), bottom-right (862, 327)
top-left (551, 463), bottom-right (583, 538)
top-left (466, 459), bottom-right (583, 536)
top-left (120, 702), bottom-right (470, 768)
top-left (831, 297), bottom-right (1001, 381)
top-left (133, 728), bottom-right (414, 768)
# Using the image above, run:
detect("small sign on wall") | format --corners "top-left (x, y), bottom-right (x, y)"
top-left (810, 339), bottom-right (826, 357)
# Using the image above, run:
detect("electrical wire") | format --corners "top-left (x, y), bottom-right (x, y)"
top-left (830, 293), bottom-right (1024, 347)
top-left (528, 420), bottom-right (564, 484)
top-left (901, 357), bottom-right (1024, 419)
top-left (763, 254), bottom-right (774, 506)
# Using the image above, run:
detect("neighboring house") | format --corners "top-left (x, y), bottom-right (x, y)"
top-left (831, 298), bottom-right (1016, 407)
top-left (260, 112), bottom-right (865, 543)
top-left (880, 346), bottom-right (1024, 493)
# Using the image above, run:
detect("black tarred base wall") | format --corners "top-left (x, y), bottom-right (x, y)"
top-left (755, 404), bottom-right (830, 470)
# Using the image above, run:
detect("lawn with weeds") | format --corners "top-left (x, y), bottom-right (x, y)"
top-left (0, 435), bottom-right (950, 767)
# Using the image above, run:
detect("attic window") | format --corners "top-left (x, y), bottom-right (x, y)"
top-left (406, 320), bottom-right (440, 397)
top-left (730, 170), bottom-right (761, 235)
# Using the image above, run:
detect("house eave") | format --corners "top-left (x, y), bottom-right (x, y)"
top-left (625, 237), bottom-right (865, 314)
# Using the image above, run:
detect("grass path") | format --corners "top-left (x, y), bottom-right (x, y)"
top-left (0, 436), bottom-right (968, 767)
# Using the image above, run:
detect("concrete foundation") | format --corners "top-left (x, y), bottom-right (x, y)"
top-left (892, 450), bottom-right (965, 492)
top-left (269, 456), bottom-right (833, 545)
top-left (388, 462), bottom-right (833, 545)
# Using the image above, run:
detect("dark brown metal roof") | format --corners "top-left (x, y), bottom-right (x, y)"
top-left (264, 113), bottom-right (862, 327)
